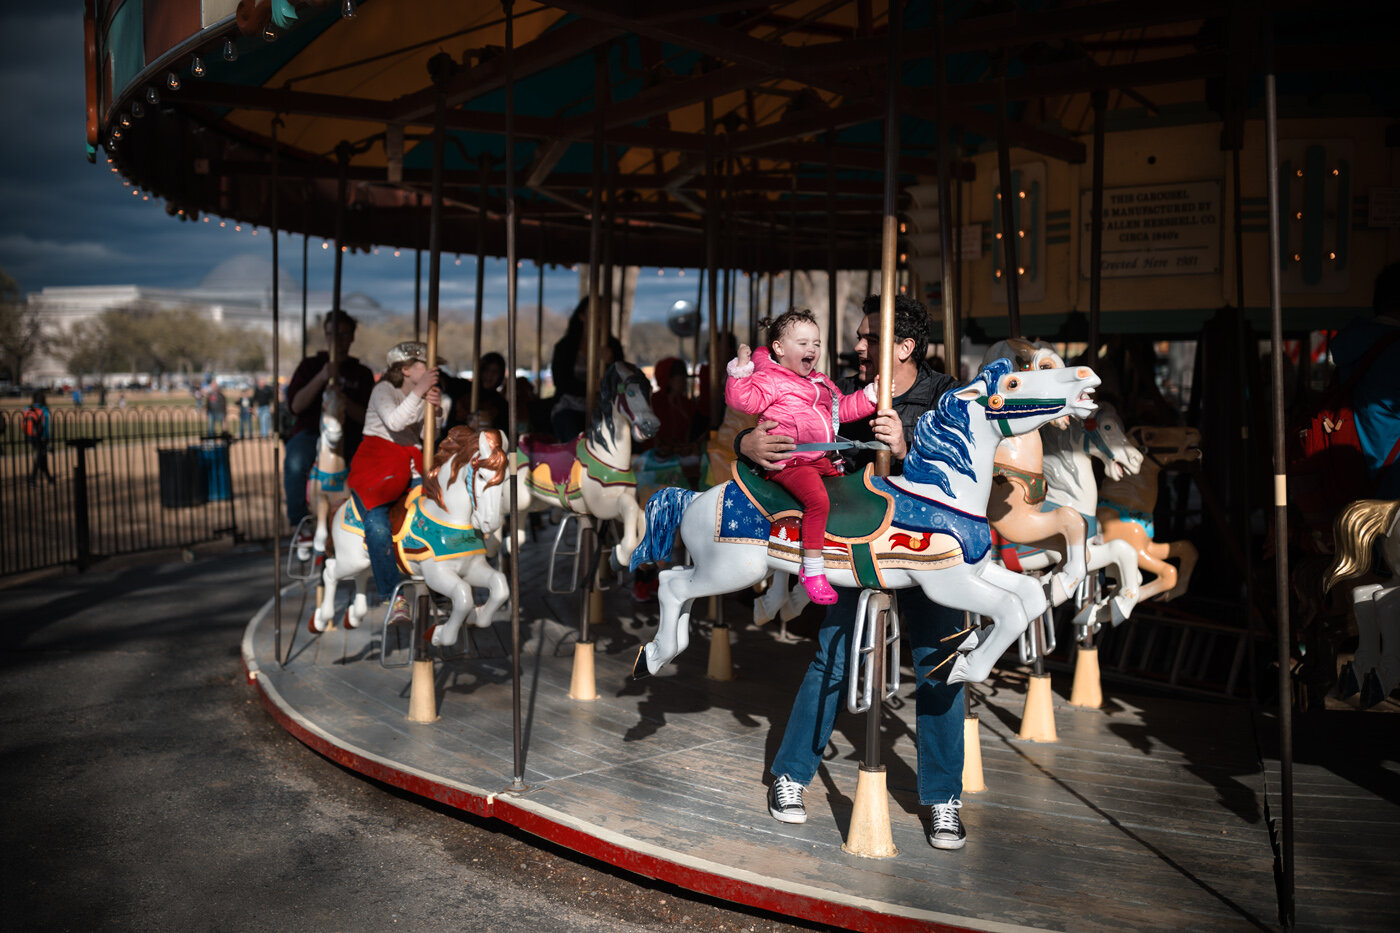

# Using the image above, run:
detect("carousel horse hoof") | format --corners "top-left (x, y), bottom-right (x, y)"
top-left (1336, 661), bottom-right (1360, 700)
top-left (1109, 596), bottom-right (1132, 626)
top-left (630, 645), bottom-right (652, 681)
top-left (426, 624), bottom-right (440, 646)
top-left (308, 612), bottom-right (324, 635)
top-left (926, 629), bottom-right (978, 684)
top-left (1359, 669), bottom-right (1388, 709)
top-left (1049, 573), bottom-right (1074, 607)
top-left (798, 569), bottom-right (838, 605)
top-left (343, 605), bottom-right (358, 630)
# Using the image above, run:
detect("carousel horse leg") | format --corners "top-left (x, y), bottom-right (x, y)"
top-left (1350, 583), bottom-right (1385, 704)
top-left (467, 556), bottom-right (512, 628)
top-left (753, 571), bottom-right (786, 626)
top-left (1375, 585), bottom-right (1400, 697)
top-left (421, 560), bottom-right (472, 649)
top-left (313, 555), bottom-right (339, 633)
top-left (932, 563), bottom-right (1043, 685)
top-left (1162, 539), bottom-right (1199, 601)
top-left (1102, 538), bottom-right (1142, 623)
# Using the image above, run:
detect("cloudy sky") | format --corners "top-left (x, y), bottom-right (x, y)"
top-left (0, 5), bottom-right (708, 323)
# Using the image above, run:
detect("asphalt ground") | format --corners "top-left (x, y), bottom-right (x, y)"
top-left (0, 548), bottom-right (822, 933)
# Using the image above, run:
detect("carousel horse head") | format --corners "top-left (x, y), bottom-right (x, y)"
top-left (1083, 403), bottom-right (1143, 481)
top-left (905, 357), bottom-right (1099, 494)
top-left (984, 338), bottom-right (1076, 428)
top-left (421, 424), bottom-right (522, 530)
top-left (1130, 425), bottom-right (1201, 468)
top-left (590, 361), bottom-right (660, 446)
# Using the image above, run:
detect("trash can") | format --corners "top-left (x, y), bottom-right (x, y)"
top-left (157, 447), bottom-right (206, 508)
top-left (192, 439), bottom-right (232, 502)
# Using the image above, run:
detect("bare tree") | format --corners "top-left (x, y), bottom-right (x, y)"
top-left (0, 269), bottom-right (47, 384)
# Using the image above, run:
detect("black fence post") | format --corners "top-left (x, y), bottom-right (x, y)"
top-left (68, 438), bottom-right (101, 571)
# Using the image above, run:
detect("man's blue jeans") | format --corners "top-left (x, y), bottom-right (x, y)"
top-left (283, 428), bottom-right (318, 525)
top-left (769, 584), bottom-right (965, 805)
top-left (353, 491), bottom-right (402, 601)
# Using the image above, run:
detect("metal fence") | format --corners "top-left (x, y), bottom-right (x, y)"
top-left (0, 407), bottom-right (282, 576)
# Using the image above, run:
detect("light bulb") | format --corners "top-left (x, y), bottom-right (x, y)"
top-left (393, 249), bottom-right (400, 257)
top-left (167, 71), bottom-right (180, 91)
top-left (223, 38), bottom-right (238, 62)
top-left (112, 126), bottom-right (123, 139)
top-left (342, 0), bottom-right (358, 17)
top-left (234, 224), bottom-right (242, 232)
top-left (120, 112), bottom-right (131, 126)
top-left (146, 86), bottom-right (160, 104)
top-left (262, 24), bottom-right (278, 42)
top-left (191, 55), bottom-right (205, 78)
top-left (219, 220), bottom-right (226, 227)
top-left (321, 241), bottom-right (329, 249)
top-left (131, 101), bottom-right (144, 118)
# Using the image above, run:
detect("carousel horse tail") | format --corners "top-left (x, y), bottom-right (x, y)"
top-left (629, 486), bottom-right (699, 572)
top-left (1324, 499), bottom-right (1400, 594)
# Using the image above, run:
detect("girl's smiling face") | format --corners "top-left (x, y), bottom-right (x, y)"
top-left (771, 319), bottom-right (822, 377)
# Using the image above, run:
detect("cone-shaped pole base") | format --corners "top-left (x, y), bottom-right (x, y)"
top-left (568, 640), bottom-right (599, 701)
top-left (962, 715), bottom-right (986, 793)
top-left (842, 766), bottom-right (898, 858)
top-left (407, 658), bottom-right (439, 723)
top-left (1018, 673), bottom-right (1058, 742)
top-left (706, 624), bottom-right (735, 681)
top-left (1069, 646), bottom-right (1103, 709)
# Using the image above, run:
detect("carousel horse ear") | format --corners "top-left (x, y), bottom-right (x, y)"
top-left (954, 384), bottom-right (982, 401)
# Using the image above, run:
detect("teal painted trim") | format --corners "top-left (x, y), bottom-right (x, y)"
top-left (107, 0), bottom-right (145, 101)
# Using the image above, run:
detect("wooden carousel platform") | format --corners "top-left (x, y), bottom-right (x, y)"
top-left (237, 540), bottom-right (1307, 933)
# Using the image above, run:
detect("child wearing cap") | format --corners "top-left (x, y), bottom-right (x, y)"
top-left (346, 341), bottom-right (441, 622)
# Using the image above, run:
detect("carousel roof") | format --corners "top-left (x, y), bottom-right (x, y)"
top-left (90, 0), bottom-right (1397, 270)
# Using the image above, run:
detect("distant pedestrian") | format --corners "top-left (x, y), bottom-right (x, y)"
top-left (206, 384), bottom-right (227, 436)
top-left (24, 390), bottom-right (55, 487)
top-left (72, 387), bottom-right (83, 409)
top-left (252, 377), bottom-right (274, 437)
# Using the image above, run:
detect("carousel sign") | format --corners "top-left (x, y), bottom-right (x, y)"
top-left (1079, 180), bottom-right (1221, 278)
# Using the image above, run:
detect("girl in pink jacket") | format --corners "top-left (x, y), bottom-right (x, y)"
top-left (725, 310), bottom-right (878, 604)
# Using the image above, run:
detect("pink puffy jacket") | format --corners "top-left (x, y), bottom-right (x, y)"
top-left (724, 347), bottom-right (877, 469)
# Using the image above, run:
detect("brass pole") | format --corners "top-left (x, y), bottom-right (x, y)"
top-left (996, 54), bottom-right (1021, 339)
top-left (934, 0), bottom-right (959, 376)
top-left (271, 115), bottom-right (284, 665)
top-left (1089, 88), bottom-right (1107, 363)
top-left (471, 154), bottom-right (489, 414)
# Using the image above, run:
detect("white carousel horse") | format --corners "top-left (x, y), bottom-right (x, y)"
top-left (297, 385), bottom-right (351, 562)
top-left (1097, 425), bottom-right (1201, 602)
top-left (312, 426), bottom-right (531, 648)
top-left (629, 358), bottom-right (1101, 684)
top-left (1040, 401), bottom-right (1144, 624)
top-left (1324, 498), bottom-right (1400, 707)
top-left (522, 361), bottom-right (660, 568)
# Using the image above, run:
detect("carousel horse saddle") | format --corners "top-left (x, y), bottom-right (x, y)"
top-left (519, 433), bottom-right (579, 486)
top-left (731, 462), bottom-right (892, 541)
top-left (1097, 497), bottom-right (1154, 538)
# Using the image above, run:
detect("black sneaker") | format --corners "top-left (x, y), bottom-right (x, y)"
top-left (928, 798), bottom-right (966, 850)
top-left (767, 774), bottom-right (807, 824)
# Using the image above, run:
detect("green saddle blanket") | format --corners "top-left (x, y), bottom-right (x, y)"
top-left (732, 462), bottom-right (893, 542)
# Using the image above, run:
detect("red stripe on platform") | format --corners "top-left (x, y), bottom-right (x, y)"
top-left (247, 673), bottom-right (983, 933)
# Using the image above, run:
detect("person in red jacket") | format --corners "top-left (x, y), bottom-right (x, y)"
top-left (724, 309), bottom-right (877, 604)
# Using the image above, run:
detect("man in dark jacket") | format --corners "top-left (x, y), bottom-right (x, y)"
top-left (737, 294), bottom-right (972, 851)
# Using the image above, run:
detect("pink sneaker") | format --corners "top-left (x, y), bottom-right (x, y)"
top-left (799, 568), bottom-right (838, 605)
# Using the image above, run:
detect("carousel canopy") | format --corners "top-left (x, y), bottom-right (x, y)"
top-left (89, 0), bottom-right (1396, 271)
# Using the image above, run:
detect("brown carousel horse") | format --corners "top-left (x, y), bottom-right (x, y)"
top-left (1096, 426), bottom-right (1201, 602)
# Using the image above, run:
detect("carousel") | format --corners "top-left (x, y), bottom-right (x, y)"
top-left (87, 1), bottom-right (1400, 930)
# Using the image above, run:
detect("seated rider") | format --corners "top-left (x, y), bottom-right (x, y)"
top-left (724, 309), bottom-right (877, 604)
top-left (345, 341), bottom-right (441, 624)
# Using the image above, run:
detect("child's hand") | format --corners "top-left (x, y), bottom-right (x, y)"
top-left (735, 344), bottom-right (751, 368)
top-left (413, 366), bottom-right (440, 398)
top-left (423, 387), bottom-right (441, 407)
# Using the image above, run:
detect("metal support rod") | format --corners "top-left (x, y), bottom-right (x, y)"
top-left (875, 0), bottom-right (900, 478)
top-left (996, 55), bottom-right (1021, 339)
top-left (414, 245), bottom-right (423, 342)
top-left (471, 155), bottom-right (488, 414)
top-left (788, 177), bottom-right (798, 312)
top-left (586, 48), bottom-right (606, 416)
top-left (934, 0), bottom-right (958, 376)
top-left (536, 226), bottom-right (546, 393)
top-left (864, 604), bottom-right (888, 766)
top-left (953, 147), bottom-right (963, 371)
top-left (826, 131), bottom-right (839, 376)
top-left (1089, 88), bottom-right (1107, 361)
top-left (300, 232), bottom-right (308, 361)
top-left (272, 116), bottom-right (284, 665)
top-left (603, 147), bottom-right (617, 340)
top-left (421, 86), bottom-right (445, 495)
top-left (332, 141), bottom-right (351, 376)
top-left (705, 95), bottom-right (721, 427)
top-left (1264, 58), bottom-right (1295, 931)
top-left (502, 0), bottom-right (525, 792)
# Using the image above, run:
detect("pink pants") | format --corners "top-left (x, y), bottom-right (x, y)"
top-left (769, 458), bottom-right (840, 552)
